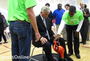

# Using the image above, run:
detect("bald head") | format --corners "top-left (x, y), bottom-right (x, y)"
top-left (80, 3), bottom-right (84, 8)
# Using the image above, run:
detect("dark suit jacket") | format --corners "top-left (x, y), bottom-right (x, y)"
top-left (48, 11), bottom-right (54, 21)
top-left (82, 8), bottom-right (89, 26)
top-left (32, 15), bottom-right (54, 46)
top-left (48, 11), bottom-right (54, 26)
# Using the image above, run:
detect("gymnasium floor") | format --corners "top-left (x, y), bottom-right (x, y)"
top-left (0, 27), bottom-right (90, 61)
top-left (0, 37), bottom-right (90, 61)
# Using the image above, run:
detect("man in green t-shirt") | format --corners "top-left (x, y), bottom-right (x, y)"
top-left (8, 0), bottom-right (41, 61)
top-left (54, 6), bottom-right (84, 59)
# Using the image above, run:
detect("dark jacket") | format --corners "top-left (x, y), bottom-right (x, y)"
top-left (48, 11), bottom-right (54, 21)
top-left (3, 18), bottom-right (8, 29)
top-left (48, 11), bottom-right (54, 26)
top-left (0, 16), bottom-right (4, 30)
top-left (32, 15), bottom-right (54, 45)
top-left (83, 8), bottom-right (89, 26)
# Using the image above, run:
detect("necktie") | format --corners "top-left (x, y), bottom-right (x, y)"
top-left (43, 19), bottom-right (50, 40)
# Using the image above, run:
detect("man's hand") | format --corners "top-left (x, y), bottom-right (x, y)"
top-left (53, 35), bottom-right (56, 37)
top-left (54, 34), bottom-right (60, 42)
top-left (40, 37), bottom-right (47, 44)
top-left (73, 30), bottom-right (79, 37)
top-left (35, 33), bottom-right (41, 42)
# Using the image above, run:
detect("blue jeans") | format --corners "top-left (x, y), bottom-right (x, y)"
top-left (9, 21), bottom-right (32, 61)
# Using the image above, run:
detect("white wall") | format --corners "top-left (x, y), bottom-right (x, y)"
top-left (0, 0), bottom-right (7, 9)
top-left (33, 0), bottom-right (90, 15)
top-left (0, 0), bottom-right (90, 17)
top-left (0, 0), bottom-right (8, 19)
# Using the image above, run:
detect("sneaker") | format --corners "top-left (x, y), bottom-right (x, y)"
top-left (4, 41), bottom-right (8, 43)
top-left (79, 41), bottom-right (83, 43)
top-left (0, 42), bottom-right (2, 44)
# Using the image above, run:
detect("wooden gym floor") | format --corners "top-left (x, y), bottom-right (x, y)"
top-left (0, 37), bottom-right (90, 61)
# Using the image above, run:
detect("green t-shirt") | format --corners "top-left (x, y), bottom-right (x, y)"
top-left (88, 17), bottom-right (90, 23)
top-left (62, 10), bottom-right (84, 25)
top-left (8, 0), bottom-right (37, 23)
top-left (7, 21), bottom-right (9, 25)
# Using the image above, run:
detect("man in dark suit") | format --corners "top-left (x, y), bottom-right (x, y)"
top-left (80, 3), bottom-right (90, 44)
top-left (32, 6), bottom-right (73, 61)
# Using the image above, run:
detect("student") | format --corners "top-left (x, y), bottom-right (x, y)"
top-left (55, 6), bottom-right (84, 59)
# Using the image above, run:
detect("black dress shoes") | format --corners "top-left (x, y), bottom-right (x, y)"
top-left (75, 54), bottom-right (80, 59)
top-left (4, 41), bottom-right (8, 43)
top-left (67, 52), bottom-right (73, 56)
top-left (83, 42), bottom-right (86, 45)
top-left (80, 41), bottom-right (86, 45)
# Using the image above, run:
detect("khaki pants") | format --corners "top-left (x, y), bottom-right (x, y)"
top-left (56, 25), bottom-right (60, 32)
top-left (56, 25), bottom-right (66, 40)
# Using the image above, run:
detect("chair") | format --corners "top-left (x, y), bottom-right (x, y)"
top-left (30, 43), bottom-right (53, 61)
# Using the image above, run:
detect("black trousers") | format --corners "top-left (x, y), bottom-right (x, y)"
top-left (80, 25), bottom-right (89, 44)
top-left (0, 29), bottom-right (7, 42)
top-left (32, 36), bottom-right (67, 61)
top-left (66, 25), bottom-right (79, 54)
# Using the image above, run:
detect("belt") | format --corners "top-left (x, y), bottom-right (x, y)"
top-left (17, 20), bottom-right (28, 22)
top-left (16, 20), bottom-right (28, 23)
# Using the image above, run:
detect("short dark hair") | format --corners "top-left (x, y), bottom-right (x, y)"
top-left (45, 3), bottom-right (50, 6)
top-left (65, 4), bottom-right (70, 7)
top-left (0, 12), bottom-right (1, 16)
top-left (57, 3), bottom-right (62, 6)
top-left (69, 6), bottom-right (76, 12)
top-left (84, 4), bottom-right (87, 8)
